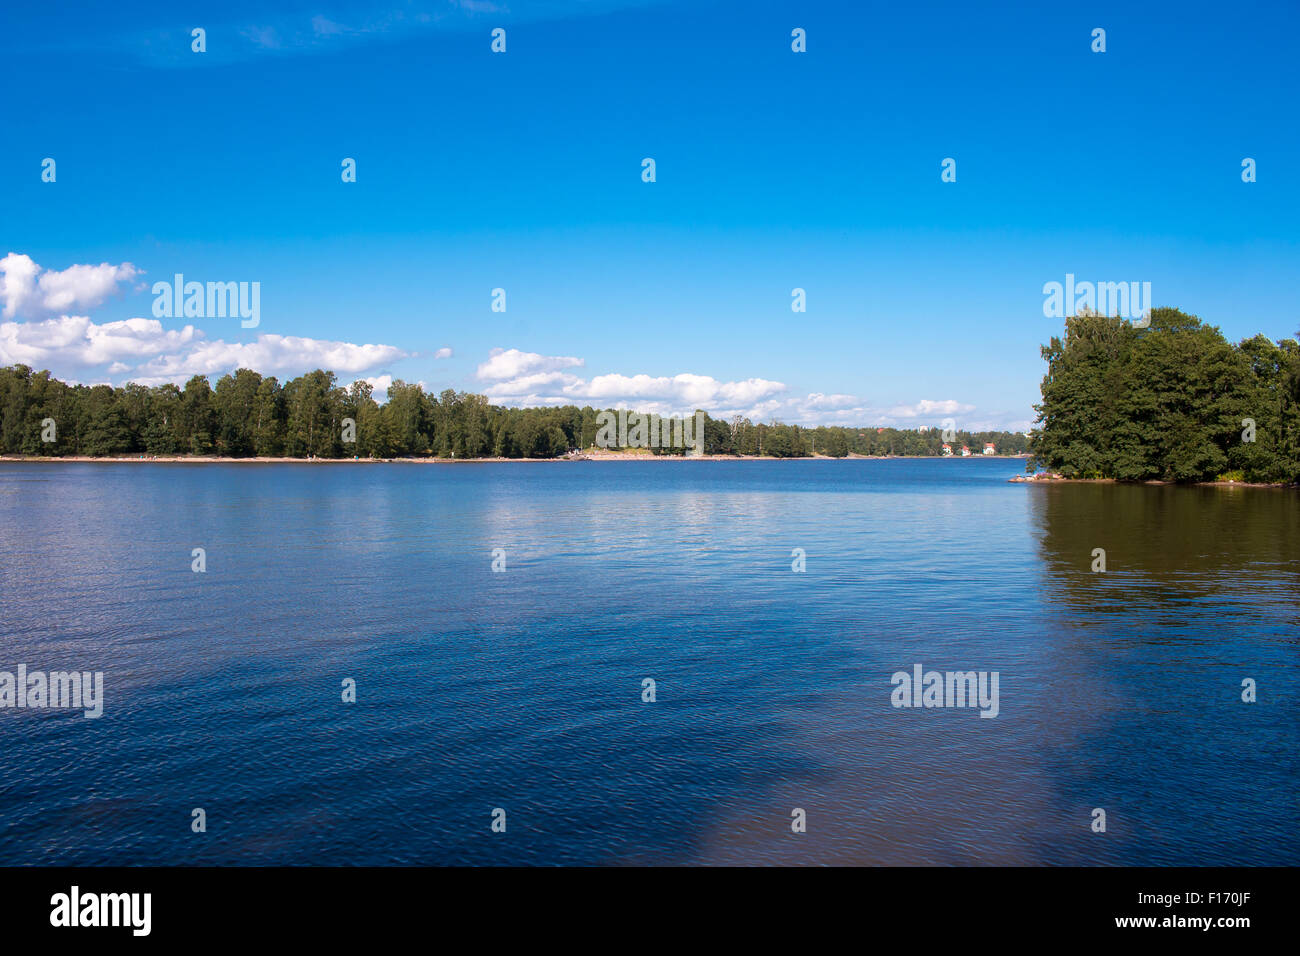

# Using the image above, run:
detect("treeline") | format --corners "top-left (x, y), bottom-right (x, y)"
top-left (0, 365), bottom-right (1028, 460)
top-left (702, 418), bottom-right (1026, 458)
top-left (1030, 307), bottom-right (1300, 483)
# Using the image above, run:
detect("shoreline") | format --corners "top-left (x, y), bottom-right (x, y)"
top-left (1011, 474), bottom-right (1294, 489)
top-left (4, 454), bottom-right (1289, 486)
top-left (5, 455), bottom-right (1289, 489)
top-left (0, 453), bottom-right (1033, 465)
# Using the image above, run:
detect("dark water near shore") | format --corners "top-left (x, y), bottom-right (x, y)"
top-left (0, 459), bottom-right (1296, 865)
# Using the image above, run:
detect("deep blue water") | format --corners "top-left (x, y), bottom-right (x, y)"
top-left (0, 458), bottom-right (1296, 865)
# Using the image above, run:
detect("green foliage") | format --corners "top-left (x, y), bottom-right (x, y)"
top-left (1031, 308), bottom-right (1300, 483)
top-left (0, 366), bottom-right (1033, 462)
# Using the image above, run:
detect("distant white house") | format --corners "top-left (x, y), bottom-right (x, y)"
top-left (941, 443), bottom-right (953, 456)
top-left (960, 445), bottom-right (971, 457)
top-left (983, 442), bottom-right (996, 455)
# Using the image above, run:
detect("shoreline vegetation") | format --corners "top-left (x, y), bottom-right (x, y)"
top-left (1009, 471), bottom-right (1290, 488)
top-left (0, 364), bottom-right (1027, 461)
top-left (3, 306), bottom-right (1296, 486)
top-left (1028, 307), bottom-right (1300, 485)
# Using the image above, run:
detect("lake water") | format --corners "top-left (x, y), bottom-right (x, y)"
top-left (0, 458), bottom-right (1296, 865)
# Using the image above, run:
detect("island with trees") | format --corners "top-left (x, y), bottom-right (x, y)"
top-left (1029, 307), bottom-right (1299, 484)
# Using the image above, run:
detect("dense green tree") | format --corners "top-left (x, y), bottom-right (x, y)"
top-left (180, 375), bottom-right (216, 455)
top-left (283, 370), bottom-right (343, 457)
top-left (1031, 308), bottom-right (1298, 483)
top-left (384, 381), bottom-right (426, 455)
top-left (251, 377), bottom-right (284, 456)
top-left (78, 386), bottom-right (130, 456)
top-left (212, 369), bottom-right (263, 456)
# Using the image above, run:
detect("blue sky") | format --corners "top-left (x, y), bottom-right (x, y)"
top-left (2, 0), bottom-right (1297, 430)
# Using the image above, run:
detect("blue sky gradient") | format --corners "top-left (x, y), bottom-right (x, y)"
top-left (3, 0), bottom-right (1297, 429)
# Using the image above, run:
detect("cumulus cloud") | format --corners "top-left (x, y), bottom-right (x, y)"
top-left (801, 392), bottom-right (861, 410)
top-left (351, 374), bottom-right (393, 402)
top-left (0, 253), bottom-right (409, 387)
top-left (433, 346), bottom-right (454, 359)
top-left (472, 349), bottom-right (788, 420)
top-left (885, 398), bottom-right (976, 419)
top-left (128, 333), bottom-right (408, 386)
top-left (471, 348), bottom-right (1011, 428)
top-left (0, 253), bottom-right (140, 319)
top-left (477, 347), bottom-right (584, 381)
top-left (0, 254), bottom-right (39, 318)
top-left (883, 400), bottom-right (977, 421)
top-left (475, 353), bottom-right (786, 418)
top-left (0, 315), bottom-right (200, 368)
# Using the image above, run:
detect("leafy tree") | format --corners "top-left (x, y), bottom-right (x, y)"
top-left (181, 375), bottom-right (216, 455)
top-left (1031, 307), bottom-right (1298, 483)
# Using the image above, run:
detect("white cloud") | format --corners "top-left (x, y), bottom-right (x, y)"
top-left (885, 398), bottom-right (975, 419)
top-left (433, 346), bottom-right (454, 359)
top-left (801, 392), bottom-right (860, 410)
top-left (0, 315), bottom-right (200, 368)
top-left (469, 348), bottom-right (1020, 428)
top-left (473, 349), bottom-right (787, 419)
top-left (0, 253), bottom-right (140, 319)
top-left (476, 347), bottom-right (583, 380)
top-left (351, 374), bottom-right (393, 402)
top-left (0, 255), bottom-right (409, 389)
top-left (480, 370), bottom-right (581, 401)
top-left (579, 372), bottom-right (788, 410)
top-left (0, 254), bottom-right (38, 318)
top-left (128, 333), bottom-right (407, 386)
